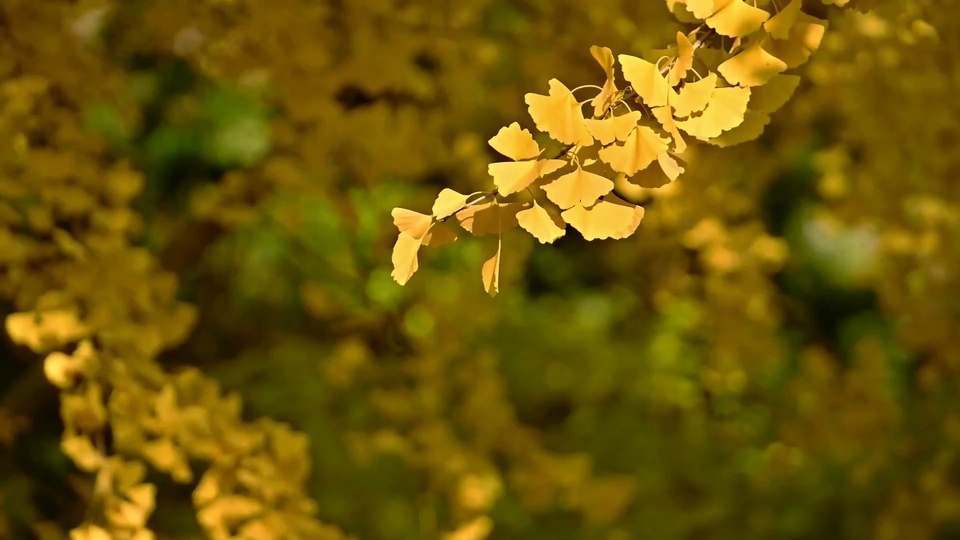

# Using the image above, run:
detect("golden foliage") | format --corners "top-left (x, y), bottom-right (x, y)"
top-left (3, 0), bottom-right (957, 538)
top-left (391, 0), bottom-right (835, 294)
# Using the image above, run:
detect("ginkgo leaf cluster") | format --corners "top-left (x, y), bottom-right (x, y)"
top-left (391, 0), bottom-right (830, 295)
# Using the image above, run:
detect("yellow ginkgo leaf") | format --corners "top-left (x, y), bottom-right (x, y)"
top-left (685, 0), bottom-right (728, 19)
top-left (598, 126), bottom-right (671, 176)
top-left (626, 163), bottom-right (671, 190)
top-left (706, 0), bottom-right (770, 38)
top-left (488, 122), bottom-right (540, 161)
top-left (667, 0), bottom-right (700, 22)
top-left (488, 159), bottom-right (566, 196)
top-left (590, 46), bottom-right (618, 117)
top-left (584, 111), bottom-right (642, 145)
top-left (764, 0), bottom-right (803, 39)
top-left (650, 106), bottom-right (687, 154)
top-left (432, 189), bottom-right (472, 219)
top-left (517, 201), bottom-right (566, 244)
top-left (391, 208), bottom-right (433, 239)
top-left (618, 55), bottom-right (679, 108)
top-left (668, 32), bottom-right (695, 86)
top-left (761, 13), bottom-right (827, 68)
top-left (675, 86), bottom-right (751, 140)
top-left (718, 42), bottom-right (788, 87)
top-left (706, 110), bottom-right (772, 147)
top-left (542, 165), bottom-right (614, 209)
top-left (673, 73), bottom-right (718, 118)
top-left (562, 195), bottom-right (646, 241)
top-left (626, 152), bottom-right (686, 191)
top-left (525, 79), bottom-right (594, 146)
top-left (657, 152), bottom-right (685, 181)
top-left (750, 74), bottom-right (801, 114)
top-left (482, 240), bottom-right (501, 297)
top-left (422, 223), bottom-right (458, 247)
top-left (456, 202), bottom-right (522, 236)
top-left (391, 232), bottom-right (422, 285)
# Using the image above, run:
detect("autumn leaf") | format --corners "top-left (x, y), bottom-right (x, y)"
top-left (650, 106), bottom-right (687, 154)
top-left (761, 12), bottom-right (827, 68)
top-left (391, 208), bottom-right (433, 239)
top-left (542, 165), bottom-right (615, 209)
top-left (668, 31), bottom-right (695, 86)
top-left (673, 73), bottom-right (718, 118)
top-left (432, 189), bottom-right (472, 219)
top-left (584, 111), bottom-right (642, 146)
top-left (488, 159), bottom-right (566, 196)
top-left (482, 239), bottom-right (501, 297)
top-left (456, 202), bottom-right (522, 236)
top-left (561, 195), bottom-right (646, 241)
top-left (517, 201), bottom-right (566, 244)
top-left (706, 110), bottom-right (772, 147)
top-left (684, 0), bottom-right (723, 19)
top-left (764, 0), bottom-right (803, 39)
top-left (619, 54), bottom-right (679, 107)
top-left (657, 152), bottom-right (686, 181)
top-left (590, 46), bottom-right (619, 117)
top-left (525, 79), bottom-right (594, 146)
top-left (701, 0), bottom-right (770, 38)
top-left (422, 223), bottom-right (458, 247)
top-left (675, 86), bottom-right (751, 140)
top-left (718, 42), bottom-right (788, 87)
top-left (488, 122), bottom-right (540, 161)
top-left (391, 232), bottom-right (422, 285)
top-left (599, 126), bottom-right (671, 176)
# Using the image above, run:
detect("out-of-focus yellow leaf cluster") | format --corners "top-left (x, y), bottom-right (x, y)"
top-left (3, 0), bottom-right (958, 539)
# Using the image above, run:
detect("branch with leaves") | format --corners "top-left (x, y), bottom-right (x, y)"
top-left (389, 0), bottom-right (877, 296)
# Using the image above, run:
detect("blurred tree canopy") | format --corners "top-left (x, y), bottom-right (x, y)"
top-left (1, 0), bottom-right (959, 539)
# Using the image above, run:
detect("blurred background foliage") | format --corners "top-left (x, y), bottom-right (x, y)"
top-left (1, 0), bottom-right (959, 539)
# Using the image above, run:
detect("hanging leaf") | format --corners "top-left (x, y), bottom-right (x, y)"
top-left (599, 126), bottom-right (671, 176)
top-left (517, 201), bottom-right (566, 244)
top-left (706, 110), bottom-right (772, 147)
top-left (391, 208), bottom-right (433, 239)
top-left (562, 195), bottom-right (646, 240)
top-left (619, 55), bottom-right (679, 108)
top-left (673, 73), bottom-right (718, 117)
top-left (391, 233), bottom-right (422, 285)
top-left (481, 239), bottom-right (502, 296)
top-left (542, 165), bottom-right (615, 209)
top-left (703, 0), bottom-right (771, 38)
top-left (718, 42), bottom-right (788, 87)
top-left (590, 46), bottom-right (619, 117)
top-left (675, 86), bottom-right (751, 140)
top-left (764, 0), bottom-right (803, 39)
top-left (584, 111), bottom-right (642, 146)
top-left (668, 31), bottom-right (695, 86)
top-left (432, 189), bottom-right (472, 219)
top-left (488, 122), bottom-right (541, 161)
top-left (657, 152), bottom-right (686, 181)
top-left (650, 106), bottom-right (688, 154)
top-left (488, 159), bottom-right (567, 196)
top-left (525, 79), bottom-right (594, 146)
top-left (456, 202), bottom-right (523, 236)
top-left (761, 13), bottom-right (827, 68)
